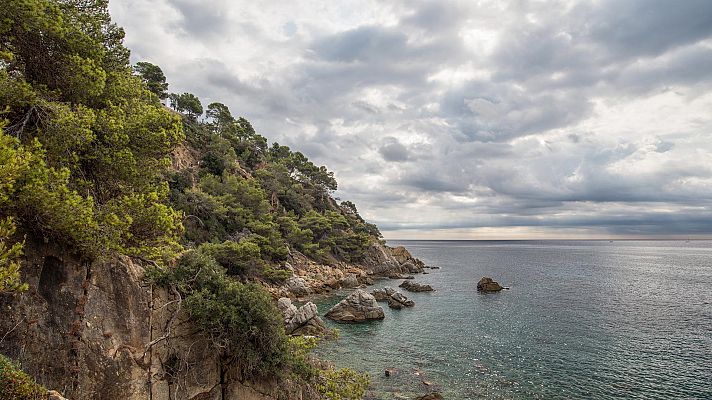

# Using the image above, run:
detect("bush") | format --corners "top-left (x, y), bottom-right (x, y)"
top-left (0, 354), bottom-right (48, 400)
top-left (146, 251), bottom-right (292, 379)
top-left (317, 368), bottom-right (370, 400)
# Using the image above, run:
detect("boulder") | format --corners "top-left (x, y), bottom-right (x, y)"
top-left (325, 289), bottom-right (385, 323)
top-left (399, 280), bottom-right (434, 292)
top-left (340, 274), bottom-right (359, 288)
top-left (372, 287), bottom-right (415, 308)
top-left (278, 297), bottom-right (328, 336)
top-left (387, 298), bottom-right (403, 309)
top-left (371, 287), bottom-right (397, 301)
top-left (477, 277), bottom-right (503, 292)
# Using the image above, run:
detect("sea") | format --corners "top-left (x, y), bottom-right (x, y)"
top-left (313, 240), bottom-right (712, 399)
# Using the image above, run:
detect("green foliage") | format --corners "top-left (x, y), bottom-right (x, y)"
top-left (0, 1), bottom-right (184, 263)
top-left (0, 354), bottom-right (48, 399)
top-left (0, 217), bottom-right (27, 293)
top-left (134, 61), bottom-right (169, 99)
top-left (317, 368), bottom-right (370, 400)
top-left (146, 250), bottom-right (293, 379)
top-left (169, 92), bottom-right (203, 119)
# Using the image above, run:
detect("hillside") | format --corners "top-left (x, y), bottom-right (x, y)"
top-left (0, 1), bottom-right (423, 399)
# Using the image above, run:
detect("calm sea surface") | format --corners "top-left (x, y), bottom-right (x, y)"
top-left (313, 240), bottom-right (712, 399)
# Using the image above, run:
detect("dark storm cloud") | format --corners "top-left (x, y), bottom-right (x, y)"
top-left (111, 0), bottom-right (712, 237)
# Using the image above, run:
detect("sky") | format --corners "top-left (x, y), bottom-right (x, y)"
top-left (109, 0), bottom-right (712, 239)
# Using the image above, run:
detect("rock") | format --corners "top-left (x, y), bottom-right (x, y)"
top-left (282, 276), bottom-right (311, 297)
top-left (388, 273), bottom-right (414, 280)
top-left (391, 291), bottom-right (415, 307)
top-left (48, 391), bottom-right (68, 400)
top-left (372, 287), bottom-right (415, 308)
top-left (278, 297), bottom-right (328, 336)
top-left (340, 274), bottom-right (359, 288)
top-left (325, 289), bottom-right (385, 323)
top-left (385, 368), bottom-right (397, 377)
top-left (415, 393), bottom-right (443, 400)
top-left (387, 298), bottom-right (403, 309)
top-left (391, 246), bottom-right (415, 264)
top-left (399, 281), bottom-right (434, 292)
top-left (371, 287), bottom-right (396, 301)
top-left (477, 277), bottom-right (503, 292)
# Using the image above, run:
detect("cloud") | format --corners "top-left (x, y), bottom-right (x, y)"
top-left (109, 0), bottom-right (712, 238)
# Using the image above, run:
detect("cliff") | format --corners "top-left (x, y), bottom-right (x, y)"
top-left (0, 238), bottom-right (423, 399)
top-left (0, 239), bottom-right (323, 400)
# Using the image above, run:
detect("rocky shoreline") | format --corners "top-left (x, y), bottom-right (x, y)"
top-left (273, 242), bottom-right (445, 399)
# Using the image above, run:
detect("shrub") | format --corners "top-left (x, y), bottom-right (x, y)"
top-left (0, 354), bottom-right (48, 400)
top-left (317, 368), bottom-right (370, 400)
top-left (146, 251), bottom-right (292, 379)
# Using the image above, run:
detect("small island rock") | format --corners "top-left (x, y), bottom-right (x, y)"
top-left (477, 277), bottom-right (503, 292)
top-left (325, 289), bottom-right (385, 323)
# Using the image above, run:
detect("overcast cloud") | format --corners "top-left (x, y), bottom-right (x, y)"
top-left (111, 0), bottom-right (712, 239)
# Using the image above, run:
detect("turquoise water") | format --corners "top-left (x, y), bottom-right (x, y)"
top-left (313, 240), bottom-right (712, 399)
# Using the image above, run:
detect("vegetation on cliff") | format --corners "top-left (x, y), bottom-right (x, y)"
top-left (0, 354), bottom-right (47, 399)
top-left (0, 0), bottom-right (377, 397)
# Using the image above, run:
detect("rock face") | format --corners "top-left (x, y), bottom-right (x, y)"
top-left (477, 277), bottom-right (503, 292)
top-left (371, 287), bottom-right (415, 308)
top-left (0, 239), bottom-right (319, 400)
top-left (340, 274), bottom-right (359, 288)
top-left (277, 297), bottom-right (328, 336)
top-left (325, 289), bottom-right (385, 323)
top-left (399, 280), bottom-right (435, 292)
top-left (281, 276), bottom-right (311, 297)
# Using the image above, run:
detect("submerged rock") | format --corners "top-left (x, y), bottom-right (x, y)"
top-left (399, 280), bottom-right (434, 292)
top-left (477, 277), bottom-right (503, 292)
top-left (325, 289), bottom-right (385, 323)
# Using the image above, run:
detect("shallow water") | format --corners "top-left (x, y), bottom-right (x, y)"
top-left (313, 240), bottom-right (712, 399)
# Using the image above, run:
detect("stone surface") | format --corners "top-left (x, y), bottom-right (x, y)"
top-left (372, 287), bottom-right (415, 308)
top-left (415, 393), bottom-right (443, 400)
top-left (340, 274), bottom-right (359, 288)
top-left (477, 277), bottom-right (503, 292)
top-left (278, 297), bottom-right (328, 336)
top-left (0, 240), bottom-right (320, 400)
top-left (281, 276), bottom-right (311, 297)
top-left (399, 280), bottom-right (435, 292)
top-left (325, 289), bottom-right (385, 323)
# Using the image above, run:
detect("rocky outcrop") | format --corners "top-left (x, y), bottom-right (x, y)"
top-left (340, 274), bottom-right (359, 288)
top-left (371, 287), bottom-right (415, 308)
top-left (281, 276), bottom-right (311, 297)
top-left (391, 246), bottom-right (425, 274)
top-left (325, 289), bottom-right (385, 323)
top-left (399, 280), bottom-right (435, 292)
top-left (0, 239), bottom-right (320, 400)
top-left (477, 277), bottom-right (503, 292)
top-left (277, 298), bottom-right (328, 336)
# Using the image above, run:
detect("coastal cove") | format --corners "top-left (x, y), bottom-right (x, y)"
top-left (313, 240), bottom-right (712, 399)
